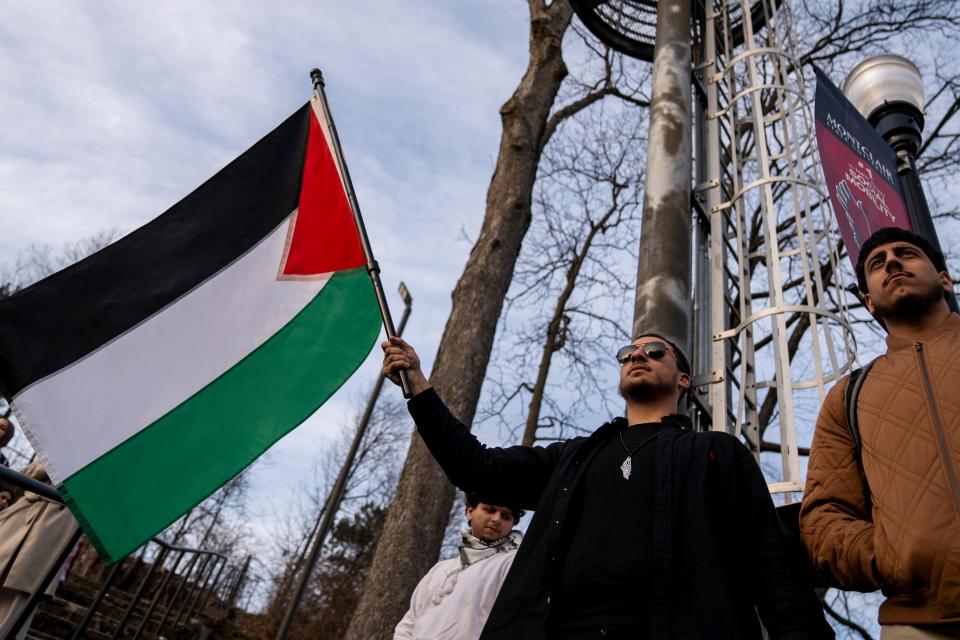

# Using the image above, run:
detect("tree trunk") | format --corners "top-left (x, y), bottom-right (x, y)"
top-left (343, 3), bottom-right (572, 638)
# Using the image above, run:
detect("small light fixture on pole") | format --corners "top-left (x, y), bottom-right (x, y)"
top-left (843, 55), bottom-right (959, 312)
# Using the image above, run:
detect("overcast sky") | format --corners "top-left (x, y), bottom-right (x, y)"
top-left (0, 1), bottom-right (539, 535)
top-left (1, 3), bottom-right (907, 629)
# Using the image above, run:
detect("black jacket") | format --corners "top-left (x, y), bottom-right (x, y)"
top-left (409, 389), bottom-right (832, 640)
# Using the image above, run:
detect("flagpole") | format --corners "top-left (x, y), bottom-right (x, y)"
top-left (310, 68), bottom-right (412, 399)
top-left (275, 282), bottom-right (412, 640)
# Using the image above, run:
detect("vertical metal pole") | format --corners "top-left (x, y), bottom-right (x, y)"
top-left (184, 555), bottom-right (221, 622)
top-left (275, 284), bottom-right (412, 640)
top-left (227, 556), bottom-right (252, 608)
top-left (71, 562), bottom-right (121, 640)
top-left (196, 556), bottom-right (228, 618)
top-left (132, 549), bottom-right (185, 640)
top-left (695, 0), bottom-right (730, 432)
top-left (309, 68), bottom-right (413, 398)
top-left (217, 567), bottom-right (236, 602)
top-left (154, 553), bottom-right (198, 634)
top-left (179, 556), bottom-right (213, 625)
top-left (896, 151), bottom-right (960, 313)
top-left (173, 554), bottom-right (212, 629)
top-left (633, 0), bottom-right (693, 352)
top-left (111, 545), bottom-right (166, 639)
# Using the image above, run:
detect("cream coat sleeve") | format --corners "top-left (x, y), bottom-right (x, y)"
top-left (393, 561), bottom-right (442, 640)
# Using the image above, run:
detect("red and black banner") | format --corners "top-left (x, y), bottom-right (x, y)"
top-left (814, 69), bottom-right (911, 267)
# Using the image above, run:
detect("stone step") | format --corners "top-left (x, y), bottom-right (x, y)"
top-left (25, 615), bottom-right (112, 640)
top-left (29, 593), bottom-right (193, 640)
top-left (25, 567), bottom-right (232, 640)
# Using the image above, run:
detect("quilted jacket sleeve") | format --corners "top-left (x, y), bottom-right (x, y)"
top-left (800, 379), bottom-right (882, 591)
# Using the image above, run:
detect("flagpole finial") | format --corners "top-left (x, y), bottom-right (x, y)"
top-left (310, 68), bottom-right (325, 92)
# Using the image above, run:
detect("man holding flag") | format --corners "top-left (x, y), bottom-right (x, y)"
top-left (382, 334), bottom-right (831, 639)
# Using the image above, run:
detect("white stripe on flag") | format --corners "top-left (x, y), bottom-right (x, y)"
top-left (14, 213), bottom-right (329, 483)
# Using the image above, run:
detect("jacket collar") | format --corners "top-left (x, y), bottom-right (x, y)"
top-left (885, 311), bottom-right (960, 353)
top-left (593, 413), bottom-right (693, 440)
top-left (458, 529), bottom-right (522, 569)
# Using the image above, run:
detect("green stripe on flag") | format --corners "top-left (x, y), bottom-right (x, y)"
top-left (59, 267), bottom-right (381, 561)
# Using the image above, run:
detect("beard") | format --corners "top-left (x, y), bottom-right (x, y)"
top-left (619, 380), bottom-right (644, 403)
top-left (871, 276), bottom-right (946, 321)
top-left (619, 376), bottom-right (661, 404)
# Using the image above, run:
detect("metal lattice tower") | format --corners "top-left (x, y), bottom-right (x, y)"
top-left (689, 0), bottom-right (855, 494)
top-left (570, 0), bottom-right (856, 496)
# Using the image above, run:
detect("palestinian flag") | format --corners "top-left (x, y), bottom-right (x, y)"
top-left (0, 98), bottom-right (382, 561)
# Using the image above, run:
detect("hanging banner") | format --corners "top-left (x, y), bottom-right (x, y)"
top-left (814, 68), bottom-right (911, 267)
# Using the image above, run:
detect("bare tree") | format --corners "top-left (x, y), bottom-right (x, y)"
top-left (262, 392), bottom-right (408, 635)
top-left (794, 0), bottom-right (959, 72)
top-left (740, 0), bottom-right (960, 452)
top-left (714, 3), bottom-right (960, 634)
top-left (164, 472), bottom-right (253, 554)
top-left (480, 103), bottom-right (646, 446)
top-left (0, 229), bottom-right (123, 467)
top-left (0, 228), bottom-right (123, 293)
top-left (342, 3), bottom-right (960, 637)
top-left (345, 2), bottom-right (658, 636)
top-left (823, 589), bottom-right (882, 640)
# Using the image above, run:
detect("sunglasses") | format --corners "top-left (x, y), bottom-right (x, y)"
top-left (616, 341), bottom-right (670, 366)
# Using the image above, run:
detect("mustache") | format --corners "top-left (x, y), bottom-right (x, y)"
top-left (883, 270), bottom-right (912, 286)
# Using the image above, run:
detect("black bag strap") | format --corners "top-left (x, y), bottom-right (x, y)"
top-left (844, 360), bottom-right (875, 515)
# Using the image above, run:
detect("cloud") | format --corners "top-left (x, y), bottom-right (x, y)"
top-left (0, 0), bottom-right (533, 547)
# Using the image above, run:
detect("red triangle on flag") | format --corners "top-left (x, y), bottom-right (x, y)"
top-left (280, 111), bottom-right (365, 277)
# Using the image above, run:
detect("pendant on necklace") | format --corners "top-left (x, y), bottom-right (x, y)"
top-left (620, 456), bottom-right (632, 480)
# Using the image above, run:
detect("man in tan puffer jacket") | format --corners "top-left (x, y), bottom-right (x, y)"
top-left (801, 227), bottom-right (960, 639)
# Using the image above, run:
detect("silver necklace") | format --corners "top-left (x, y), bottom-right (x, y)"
top-left (617, 429), bottom-right (659, 480)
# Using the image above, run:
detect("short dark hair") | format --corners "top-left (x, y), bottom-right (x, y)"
top-left (465, 492), bottom-right (525, 523)
top-left (632, 333), bottom-right (691, 376)
top-left (0, 417), bottom-right (13, 448)
top-left (855, 227), bottom-right (948, 294)
top-left (0, 480), bottom-right (17, 502)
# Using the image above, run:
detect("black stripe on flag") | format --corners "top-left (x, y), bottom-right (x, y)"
top-left (0, 103), bottom-right (312, 398)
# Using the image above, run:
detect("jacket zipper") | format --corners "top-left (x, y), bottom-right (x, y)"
top-left (915, 341), bottom-right (960, 512)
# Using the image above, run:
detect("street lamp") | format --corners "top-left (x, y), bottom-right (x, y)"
top-left (843, 55), bottom-right (959, 312)
top-left (844, 55), bottom-right (925, 154)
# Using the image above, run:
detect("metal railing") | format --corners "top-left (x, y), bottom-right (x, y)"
top-left (0, 464), bottom-right (250, 639)
top-left (70, 537), bottom-right (231, 640)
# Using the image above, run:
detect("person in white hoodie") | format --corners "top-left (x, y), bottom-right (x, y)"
top-left (394, 493), bottom-right (524, 640)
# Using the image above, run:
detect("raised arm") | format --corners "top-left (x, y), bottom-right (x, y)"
top-left (382, 336), bottom-right (432, 396)
top-left (382, 337), bottom-right (565, 509)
